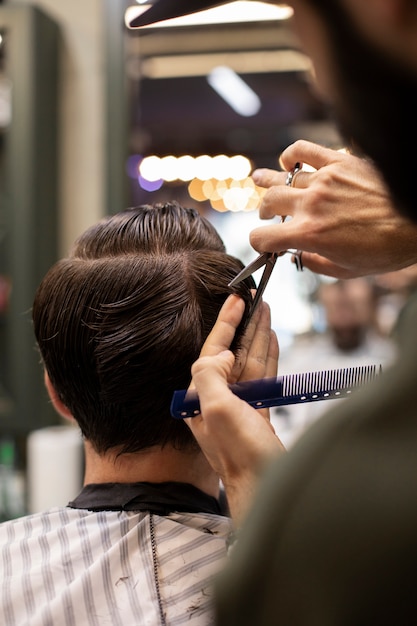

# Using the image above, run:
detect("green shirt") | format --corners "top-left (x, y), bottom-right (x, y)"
top-left (216, 290), bottom-right (417, 625)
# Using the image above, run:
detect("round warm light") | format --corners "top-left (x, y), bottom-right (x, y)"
top-left (177, 155), bottom-right (196, 181)
top-left (188, 178), bottom-right (206, 202)
top-left (211, 154), bottom-right (230, 180)
top-left (160, 155), bottom-right (178, 181)
top-left (229, 155), bottom-right (251, 179)
top-left (139, 155), bottom-right (162, 181)
top-left (194, 155), bottom-right (213, 180)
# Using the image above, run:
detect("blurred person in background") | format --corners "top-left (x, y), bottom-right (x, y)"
top-left (274, 277), bottom-right (397, 446)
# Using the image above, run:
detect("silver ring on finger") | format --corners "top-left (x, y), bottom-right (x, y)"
top-left (285, 162), bottom-right (302, 188)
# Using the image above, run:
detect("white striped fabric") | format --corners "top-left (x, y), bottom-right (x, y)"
top-left (0, 508), bottom-right (233, 625)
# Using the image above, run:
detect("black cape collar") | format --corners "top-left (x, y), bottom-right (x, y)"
top-left (68, 481), bottom-right (228, 517)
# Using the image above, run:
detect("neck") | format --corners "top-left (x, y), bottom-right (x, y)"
top-left (83, 440), bottom-right (220, 499)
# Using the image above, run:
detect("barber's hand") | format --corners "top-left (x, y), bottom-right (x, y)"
top-left (251, 140), bottom-right (417, 278)
top-left (185, 295), bottom-right (284, 523)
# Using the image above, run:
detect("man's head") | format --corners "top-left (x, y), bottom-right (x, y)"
top-left (130, 0), bottom-right (417, 225)
top-left (318, 278), bottom-right (378, 351)
top-left (33, 202), bottom-right (254, 455)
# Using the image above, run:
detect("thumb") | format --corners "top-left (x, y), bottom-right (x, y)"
top-left (190, 350), bottom-right (236, 410)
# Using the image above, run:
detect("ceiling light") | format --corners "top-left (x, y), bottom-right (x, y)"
top-left (140, 50), bottom-right (311, 80)
top-left (125, 2), bottom-right (293, 29)
top-left (207, 66), bottom-right (261, 117)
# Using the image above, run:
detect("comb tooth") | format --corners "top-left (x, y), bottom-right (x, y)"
top-left (296, 372), bottom-right (303, 395)
top-left (285, 373), bottom-right (291, 396)
top-left (330, 368), bottom-right (336, 391)
top-left (362, 366), bottom-right (367, 384)
top-left (314, 370), bottom-right (319, 393)
top-left (343, 367), bottom-right (348, 389)
top-left (311, 371), bottom-right (316, 394)
top-left (290, 373), bottom-right (295, 396)
top-left (283, 372), bottom-right (292, 396)
top-left (348, 367), bottom-right (353, 388)
top-left (332, 368), bottom-right (338, 389)
top-left (283, 373), bottom-right (289, 396)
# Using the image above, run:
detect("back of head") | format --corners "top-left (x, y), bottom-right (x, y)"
top-left (33, 202), bottom-right (254, 454)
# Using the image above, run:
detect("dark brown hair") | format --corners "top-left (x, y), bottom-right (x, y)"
top-left (33, 202), bottom-right (254, 454)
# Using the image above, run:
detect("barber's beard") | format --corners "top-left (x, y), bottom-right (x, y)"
top-left (313, 0), bottom-right (417, 224)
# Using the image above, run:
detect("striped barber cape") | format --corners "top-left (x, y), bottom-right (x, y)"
top-left (0, 482), bottom-right (233, 626)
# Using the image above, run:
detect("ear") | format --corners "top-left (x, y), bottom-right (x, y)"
top-left (44, 370), bottom-right (74, 421)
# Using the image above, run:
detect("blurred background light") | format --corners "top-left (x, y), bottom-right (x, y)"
top-left (126, 2), bottom-right (293, 29)
top-left (135, 152), bottom-right (268, 210)
top-left (207, 66), bottom-right (261, 117)
top-left (138, 174), bottom-right (163, 192)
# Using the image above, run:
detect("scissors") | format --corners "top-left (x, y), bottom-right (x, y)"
top-left (228, 249), bottom-right (304, 321)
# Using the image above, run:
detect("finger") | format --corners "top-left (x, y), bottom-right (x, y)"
top-left (252, 168), bottom-right (312, 194)
top-left (186, 350), bottom-right (241, 429)
top-left (230, 300), bottom-right (263, 381)
top-left (265, 329), bottom-right (279, 379)
top-left (186, 295), bottom-right (244, 392)
top-left (257, 186), bottom-right (305, 220)
top-left (279, 140), bottom-right (343, 172)
top-left (256, 328), bottom-right (279, 423)
top-left (249, 221), bottom-right (306, 255)
top-left (199, 294), bottom-right (246, 358)
top-left (251, 168), bottom-right (287, 188)
top-left (237, 302), bottom-right (273, 382)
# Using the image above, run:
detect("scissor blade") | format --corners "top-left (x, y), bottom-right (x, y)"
top-left (228, 252), bottom-right (271, 287)
top-left (249, 253), bottom-right (277, 314)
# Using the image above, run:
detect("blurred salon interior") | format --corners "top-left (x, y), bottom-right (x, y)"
top-left (0, 0), bottom-right (415, 520)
